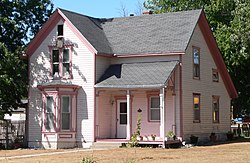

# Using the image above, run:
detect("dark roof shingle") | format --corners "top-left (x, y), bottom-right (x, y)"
top-left (60, 9), bottom-right (201, 55)
top-left (95, 61), bottom-right (178, 88)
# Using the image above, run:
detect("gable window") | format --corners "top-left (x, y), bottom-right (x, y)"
top-left (149, 96), bottom-right (160, 121)
top-left (61, 96), bottom-right (71, 130)
top-left (193, 47), bottom-right (200, 79)
top-left (193, 93), bottom-right (200, 123)
top-left (45, 96), bottom-right (55, 131)
top-left (212, 96), bottom-right (219, 123)
top-left (57, 25), bottom-right (63, 36)
top-left (51, 48), bottom-right (72, 79)
top-left (212, 69), bottom-right (219, 82)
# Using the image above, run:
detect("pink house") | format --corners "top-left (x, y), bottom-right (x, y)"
top-left (25, 8), bottom-right (237, 149)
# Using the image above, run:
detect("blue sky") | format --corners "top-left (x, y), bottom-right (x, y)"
top-left (52, 0), bottom-right (145, 18)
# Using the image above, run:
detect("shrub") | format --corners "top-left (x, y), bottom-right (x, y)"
top-left (82, 157), bottom-right (96, 163)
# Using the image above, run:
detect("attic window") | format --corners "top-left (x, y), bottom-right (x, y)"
top-left (212, 69), bottom-right (219, 82)
top-left (57, 25), bottom-right (63, 36)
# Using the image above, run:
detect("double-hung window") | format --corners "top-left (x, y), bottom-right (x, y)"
top-left (51, 48), bottom-right (71, 79)
top-left (149, 96), bottom-right (160, 121)
top-left (193, 47), bottom-right (200, 79)
top-left (45, 96), bottom-right (55, 131)
top-left (212, 96), bottom-right (219, 123)
top-left (193, 93), bottom-right (200, 123)
top-left (61, 96), bottom-right (71, 130)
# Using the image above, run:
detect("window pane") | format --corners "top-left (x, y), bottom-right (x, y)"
top-left (46, 97), bottom-right (54, 130)
top-left (62, 113), bottom-right (70, 130)
top-left (193, 49), bottom-right (199, 64)
top-left (120, 114), bottom-right (127, 124)
top-left (194, 109), bottom-right (200, 121)
top-left (151, 97), bottom-right (160, 108)
top-left (193, 95), bottom-right (200, 122)
top-left (62, 96), bottom-right (70, 130)
top-left (151, 109), bottom-right (160, 120)
top-left (120, 103), bottom-right (127, 113)
top-left (62, 96), bottom-right (70, 112)
top-left (63, 63), bottom-right (70, 76)
top-left (63, 49), bottom-right (69, 62)
top-left (52, 50), bottom-right (59, 63)
top-left (53, 64), bottom-right (59, 75)
top-left (46, 97), bottom-right (53, 113)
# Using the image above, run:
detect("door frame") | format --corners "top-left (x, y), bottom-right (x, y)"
top-left (116, 100), bottom-right (127, 138)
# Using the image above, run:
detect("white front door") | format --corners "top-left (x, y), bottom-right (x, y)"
top-left (117, 100), bottom-right (127, 138)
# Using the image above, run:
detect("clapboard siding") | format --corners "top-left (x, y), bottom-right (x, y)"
top-left (63, 22), bottom-right (95, 143)
top-left (96, 56), bottom-right (110, 82)
top-left (181, 25), bottom-right (231, 141)
top-left (28, 18), bottom-right (96, 147)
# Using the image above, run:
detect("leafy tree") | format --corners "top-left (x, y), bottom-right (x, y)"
top-left (144, 0), bottom-right (250, 116)
top-left (0, 0), bottom-right (54, 117)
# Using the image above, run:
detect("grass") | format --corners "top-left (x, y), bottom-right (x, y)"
top-left (1, 138), bottom-right (250, 163)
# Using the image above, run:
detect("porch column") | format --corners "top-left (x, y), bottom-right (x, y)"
top-left (160, 88), bottom-right (165, 148)
top-left (126, 90), bottom-right (131, 139)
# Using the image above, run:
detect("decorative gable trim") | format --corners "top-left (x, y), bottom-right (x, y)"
top-left (198, 11), bottom-right (238, 99)
top-left (26, 8), bottom-right (97, 57)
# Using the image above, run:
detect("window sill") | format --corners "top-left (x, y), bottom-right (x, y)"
top-left (148, 120), bottom-right (160, 123)
top-left (193, 77), bottom-right (200, 80)
top-left (193, 120), bottom-right (200, 123)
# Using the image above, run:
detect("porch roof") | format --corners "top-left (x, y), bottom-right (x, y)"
top-left (95, 61), bottom-right (178, 89)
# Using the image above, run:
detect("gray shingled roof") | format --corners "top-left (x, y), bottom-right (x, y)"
top-left (60, 9), bottom-right (201, 55)
top-left (95, 61), bottom-right (178, 88)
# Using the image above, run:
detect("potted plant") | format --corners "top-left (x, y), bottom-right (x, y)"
top-left (166, 131), bottom-right (176, 141)
top-left (226, 131), bottom-right (234, 141)
top-left (209, 132), bottom-right (217, 142)
top-left (190, 135), bottom-right (199, 144)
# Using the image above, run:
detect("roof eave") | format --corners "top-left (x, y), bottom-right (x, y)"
top-left (95, 84), bottom-right (165, 89)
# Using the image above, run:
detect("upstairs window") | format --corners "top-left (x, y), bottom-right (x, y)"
top-left (212, 69), bottom-right (219, 82)
top-left (52, 50), bottom-right (60, 77)
top-left (193, 93), bottom-right (200, 123)
top-left (149, 96), bottom-right (160, 121)
top-left (193, 47), bottom-right (200, 79)
top-left (51, 48), bottom-right (72, 79)
top-left (212, 96), bottom-right (219, 123)
top-left (57, 25), bottom-right (63, 36)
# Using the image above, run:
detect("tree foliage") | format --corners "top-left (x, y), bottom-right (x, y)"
top-left (144, 0), bottom-right (250, 116)
top-left (0, 0), bottom-right (54, 116)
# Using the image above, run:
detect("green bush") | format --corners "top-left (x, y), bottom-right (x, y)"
top-left (82, 157), bottom-right (96, 163)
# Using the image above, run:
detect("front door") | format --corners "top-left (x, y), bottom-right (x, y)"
top-left (117, 100), bottom-right (127, 138)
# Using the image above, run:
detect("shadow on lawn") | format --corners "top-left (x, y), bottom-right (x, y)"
top-left (197, 136), bottom-right (250, 147)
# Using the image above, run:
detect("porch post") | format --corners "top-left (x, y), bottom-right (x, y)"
top-left (126, 90), bottom-right (131, 139)
top-left (160, 88), bottom-right (166, 148)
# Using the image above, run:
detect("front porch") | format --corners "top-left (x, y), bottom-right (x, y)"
top-left (95, 61), bottom-right (181, 148)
